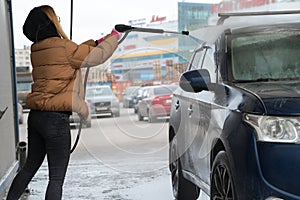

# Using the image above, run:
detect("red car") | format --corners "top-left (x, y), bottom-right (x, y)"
top-left (137, 84), bottom-right (177, 122)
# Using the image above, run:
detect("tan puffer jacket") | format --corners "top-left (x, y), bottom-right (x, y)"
top-left (26, 35), bottom-right (118, 119)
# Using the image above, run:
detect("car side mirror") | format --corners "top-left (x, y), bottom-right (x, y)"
top-left (179, 69), bottom-right (211, 93)
top-left (136, 95), bottom-right (142, 100)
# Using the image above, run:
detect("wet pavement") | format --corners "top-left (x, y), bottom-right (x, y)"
top-left (9, 110), bottom-right (209, 200)
top-left (22, 158), bottom-right (173, 200)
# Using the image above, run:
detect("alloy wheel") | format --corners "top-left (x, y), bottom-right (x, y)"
top-left (169, 139), bottom-right (179, 197)
top-left (211, 152), bottom-right (235, 200)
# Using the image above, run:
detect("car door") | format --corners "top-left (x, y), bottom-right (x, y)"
top-left (191, 46), bottom-right (218, 184)
top-left (181, 45), bottom-right (219, 185)
top-left (176, 46), bottom-right (207, 174)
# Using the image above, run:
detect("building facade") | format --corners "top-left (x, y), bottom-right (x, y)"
top-left (15, 46), bottom-right (31, 73)
top-left (85, 0), bottom-right (300, 88)
top-left (110, 19), bottom-right (188, 85)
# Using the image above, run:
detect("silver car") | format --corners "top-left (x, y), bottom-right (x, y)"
top-left (86, 85), bottom-right (120, 117)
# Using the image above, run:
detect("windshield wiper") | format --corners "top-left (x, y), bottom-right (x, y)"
top-left (233, 77), bottom-right (300, 83)
top-left (232, 78), bottom-right (273, 83)
top-left (253, 78), bottom-right (278, 82)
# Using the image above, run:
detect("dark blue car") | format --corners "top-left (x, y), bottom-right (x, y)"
top-left (169, 11), bottom-right (300, 200)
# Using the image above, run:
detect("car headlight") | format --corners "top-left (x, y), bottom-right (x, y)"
top-left (244, 114), bottom-right (300, 143)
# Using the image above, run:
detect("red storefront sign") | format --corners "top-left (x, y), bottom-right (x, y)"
top-left (211, 0), bottom-right (276, 14)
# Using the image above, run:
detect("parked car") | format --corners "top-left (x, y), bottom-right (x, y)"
top-left (133, 86), bottom-right (149, 114)
top-left (122, 86), bottom-right (141, 108)
top-left (131, 87), bottom-right (146, 114)
top-left (18, 102), bottom-right (23, 124)
top-left (69, 104), bottom-right (92, 128)
top-left (137, 84), bottom-right (177, 122)
top-left (169, 11), bottom-right (300, 200)
top-left (86, 85), bottom-right (120, 117)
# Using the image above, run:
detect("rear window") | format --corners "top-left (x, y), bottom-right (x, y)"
top-left (153, 85), bottom-right (177, 95)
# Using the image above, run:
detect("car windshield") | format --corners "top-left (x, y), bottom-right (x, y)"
top-left (124, 86), bottom-right (140, 95)
top-left (86, 87), bottom-right (112, 97)
top-left (230, 31), bottom-right (300, 82)
top-left (154, 85), bottom-right (177, 95)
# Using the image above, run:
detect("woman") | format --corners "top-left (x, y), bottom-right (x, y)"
top-left (6, 5), bottom-right (119, 200)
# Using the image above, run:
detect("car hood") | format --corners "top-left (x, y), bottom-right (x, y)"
top-left (86, 95), bottom-right (115, 103)
top-left (236, 81), bottom-right (300, 115)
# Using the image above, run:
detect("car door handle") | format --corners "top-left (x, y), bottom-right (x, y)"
top-left (175, 100), bottom-right (180, 110)
top-left (188, 105), bottom-right (193, 116)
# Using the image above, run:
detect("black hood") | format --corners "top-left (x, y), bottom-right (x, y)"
top-left (236, 81), bottom-right (300, 115)
top-left (23, 7), bottom-right (60, 43)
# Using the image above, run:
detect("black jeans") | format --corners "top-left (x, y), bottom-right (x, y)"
top-left (6, 110), bottom-right (71, 200)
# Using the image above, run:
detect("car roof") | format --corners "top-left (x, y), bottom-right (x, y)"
top-left (190, 11), bottom-right (300, 44)
top-left (217, 10), bottom-right (300, 26)
top-left (87, 85), bottom-right (111, 89)
top-left (125, 86), bottom-right (140, 91)
top-left (144, 84), bottom-right (177, 88)
top-left (128, 85), bottom-right (140, 88)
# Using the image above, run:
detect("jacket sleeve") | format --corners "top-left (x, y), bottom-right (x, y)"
top-left (81, 39), bottom-right (97, 47)
top-left (66, 35), bottom-right (118, 69)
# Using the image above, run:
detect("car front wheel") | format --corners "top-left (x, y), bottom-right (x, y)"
top-left (211, 151), bottom-right (236, 200)
top-left (137, 109), bottom-right (143, 121)
top-left (83, 120), bottom-right (91, 128)
top-left (113, 111), bottom-right (120, 117)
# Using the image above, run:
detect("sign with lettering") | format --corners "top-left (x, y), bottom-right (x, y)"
top-left (128, 18), bottom-right (146, 26)
top-left (211, 0), bottom-right (276, 14)
top-left (150, 15), bottom-right (166, 23)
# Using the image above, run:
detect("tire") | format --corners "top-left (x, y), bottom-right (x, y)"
top-left (148, 110), bottom-right (156, 123)
top-left (113, 111), bottom-right (120, 117)
top-left (137, 110), bottom-right (143, 121)
top-left (19, 117), bottom-right (23, 124)
top-left (169, 139), bottom-right (199, 200)
top-left (83, 121), bottom-right (91, 128)
top-left (211, 151), bottom-right (236, 200)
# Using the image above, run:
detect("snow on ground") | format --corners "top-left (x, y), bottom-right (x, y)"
top-left (15, 113), bottom-right (209, 200)
top-left (121, 174), bottom-right (173, 200)
top-left (23, 158), bottom-right (209, 200)
top-left (24, 159), bottom-right (174, 200)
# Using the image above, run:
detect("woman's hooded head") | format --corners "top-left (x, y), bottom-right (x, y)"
top-left (23, 6), bottom-right (60, 42)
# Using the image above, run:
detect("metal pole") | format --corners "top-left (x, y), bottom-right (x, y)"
top-left (18, 141), bottom-right (30, 194)
top-left (18, 141), bottom-right (27, 170)
top-left (70, 0), bottom-right (73, 40)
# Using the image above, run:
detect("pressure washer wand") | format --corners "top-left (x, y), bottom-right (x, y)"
top-left (115, 24), bottom-right (189, 35)
top-left (71, 24), bottom-right (191, 153)
top-left (115, 24), bottom-right (189, 43)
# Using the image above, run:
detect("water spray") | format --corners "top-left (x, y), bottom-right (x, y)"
top-left (70, 24), bottom-right (191, 153)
